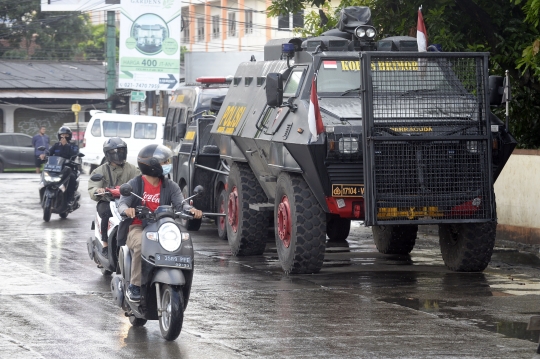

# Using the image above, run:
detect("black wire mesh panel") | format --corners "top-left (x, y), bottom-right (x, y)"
top-left (362, 53), bottom-right (493, 224)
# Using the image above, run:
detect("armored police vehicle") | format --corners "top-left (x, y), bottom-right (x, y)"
top-left (210, 6), bottom-right (517, 274)
top-left (165, 78), bottom-right (229, 235)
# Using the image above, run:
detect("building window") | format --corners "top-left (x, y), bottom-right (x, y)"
top-left (182, 14), bottom-right (190, 42)
top-left (278, 11), bottom-right (304, 31)
top-left (197, 17), bottom-right (205, 41)
top-left (212, 15), bottom-right (220, 39)
top-left (228, 11), bottom-right (236, 37)
top-left (245, 10), bottom-right (253, 34)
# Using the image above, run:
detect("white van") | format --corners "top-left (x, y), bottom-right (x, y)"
top-left (82, 110), bottom-right (165, 174)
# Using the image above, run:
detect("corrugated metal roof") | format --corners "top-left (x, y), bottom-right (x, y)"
top-left (0, 61), bottom-right (106, 90)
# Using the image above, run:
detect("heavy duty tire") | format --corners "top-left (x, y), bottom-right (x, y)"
top-left (216, 188), bottom-right (228, 241)
top-left (373, 225), bottom-right (418, 254)
top-left (438, 221), bottom-right (497, 272)
top-left (326, 217), bottom-right (351, 242)
top-left (59, 212), bottom-right (68, 219)
top-left (159, 284), bottom-right (184, 341)
top-left (275, 173), bottom-right (326, 274)
top-left (129, 316), bottom-right (147, 327)
top-left (226, 162), bottom-right (267, 255)
top-left (43, 198), bottom-right (52, 222)
top-left (180, 186), bottom-right (202, 231)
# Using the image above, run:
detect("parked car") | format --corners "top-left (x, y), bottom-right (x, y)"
top-left (0, 133), bottom-right (36, 172)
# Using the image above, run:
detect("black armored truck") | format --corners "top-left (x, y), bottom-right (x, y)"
top-left (210, 6), bottom-right (517, 274)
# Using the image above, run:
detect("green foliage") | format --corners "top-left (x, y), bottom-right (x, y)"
top-left (180, 45), bottom-right (188, 61)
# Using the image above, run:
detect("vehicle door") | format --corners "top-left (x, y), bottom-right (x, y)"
top-left (0, 135), bottom-right (17, 168)
top-left (13, 134), bottom-right (35, 167)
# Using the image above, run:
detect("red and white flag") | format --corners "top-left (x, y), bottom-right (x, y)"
top-left (417, 6), bottom-right (428, 52)
top-left (308, 75), bottom-right (324, 142)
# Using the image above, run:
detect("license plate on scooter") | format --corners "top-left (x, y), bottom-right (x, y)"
top-left (155, 254), bottom-right (192, 269)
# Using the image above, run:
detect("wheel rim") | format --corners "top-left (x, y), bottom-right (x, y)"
top-left (277, 195), bottom-right (291, 248)
top-left (218, 192), bottom-right (226, 232)
top-left (228, 187), bottom-right (238, 233)
top-left (161, 288), bottom-right (171, 331)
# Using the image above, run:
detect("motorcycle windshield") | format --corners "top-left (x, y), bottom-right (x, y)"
top-left (43, 156), bottom-right (66, 173)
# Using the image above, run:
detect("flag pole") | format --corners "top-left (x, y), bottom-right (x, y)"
top-left (505, 70), bottom-right (510, 130)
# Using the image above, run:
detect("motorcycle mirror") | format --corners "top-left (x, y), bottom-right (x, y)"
top-left (193, 185), bottom-right (204, 196)
top-left (90, 173), bottom-right (104, 182)
top-left (77, 153), bottom-right (85, 158)
top-left (120, 183), bottom-right (133, 197)
top-left (37, 146), bottom-right (46, 151)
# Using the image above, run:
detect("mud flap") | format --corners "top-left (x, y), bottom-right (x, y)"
top-left (87, 237), bottom-right (95, 261)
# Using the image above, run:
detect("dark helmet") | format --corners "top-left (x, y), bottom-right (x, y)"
top-left (103, 137), bottom-right (128, 165)
top-left (57, 126), bottom-right (72, 142)
top-left (137, 144), bottom-right (173, 177)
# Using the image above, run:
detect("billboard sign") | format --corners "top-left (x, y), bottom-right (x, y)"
top-left (41, 0), bottom-right (120, 12)
top-left (118, 1), bottom-right (181, 91)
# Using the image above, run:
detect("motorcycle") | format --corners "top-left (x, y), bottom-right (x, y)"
top-left (86, 173), bottom-right (123, 276)
top-left (111, 183), bottom-right (223, 340)
top-left (38, 147), bottom-right (84, 222)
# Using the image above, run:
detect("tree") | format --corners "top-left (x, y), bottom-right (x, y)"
top-left (270, 0), bottom-right (540, 148)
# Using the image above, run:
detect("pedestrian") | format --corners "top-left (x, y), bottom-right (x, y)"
top-left (32, 125), bottom-right (50, 173)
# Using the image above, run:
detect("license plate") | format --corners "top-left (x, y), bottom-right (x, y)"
top-left (155, 254), bottom-right (192, 269)
top-left (44, 164), bottom-right (62, 172)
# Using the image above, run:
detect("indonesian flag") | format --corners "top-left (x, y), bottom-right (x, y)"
top-left (417, 7), bottom-right (428, 52)
top-left (308, 75), bottom-right (324, 142)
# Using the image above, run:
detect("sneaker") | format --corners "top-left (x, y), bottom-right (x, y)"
top-left (126, 284), bottom-right (141, 302)
top-left (101, 246), bottom-right (108, 258)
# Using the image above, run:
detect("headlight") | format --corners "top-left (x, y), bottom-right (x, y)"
top-left (366, 28), bottom-right (376, 38)
top-left (338, 137), bottom-right (359, 154)
top-left (355, 28), bottom-right (366, 38)
top-left (43, 171), bottom-right (62, 182)
top-left (158, 222), bottom-right (182, 252)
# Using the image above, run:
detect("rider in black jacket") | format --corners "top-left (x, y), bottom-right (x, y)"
top-left (48, 126), bottom-right (79, 205)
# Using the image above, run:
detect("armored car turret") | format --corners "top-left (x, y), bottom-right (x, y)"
top-left (211, 6), bottom-right (517, 274)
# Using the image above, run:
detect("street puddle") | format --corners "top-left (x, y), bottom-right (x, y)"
top-left (379, 297), bottom-right (540, 343)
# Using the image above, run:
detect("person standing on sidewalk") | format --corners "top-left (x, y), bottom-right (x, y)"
top-left (32, 126), bottom-right (50, 173)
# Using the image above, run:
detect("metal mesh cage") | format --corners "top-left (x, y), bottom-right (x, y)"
top-left (361, 52), bottom-right (494, 225)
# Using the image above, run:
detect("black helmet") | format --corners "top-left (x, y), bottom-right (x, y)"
top-left (103, 137), bottom-right (127, 165)
top-left (137, 144), bottom-right (173, 177)
top-left (57, 126), bottom-right (72, 142)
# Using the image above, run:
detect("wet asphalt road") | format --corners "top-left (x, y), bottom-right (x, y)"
top-left (2, 173), bottom-right (540, 358)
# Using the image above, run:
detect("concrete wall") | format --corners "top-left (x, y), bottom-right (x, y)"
top-left (495, 149), bottom-right (540, 245)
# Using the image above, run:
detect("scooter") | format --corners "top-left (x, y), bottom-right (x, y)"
top-left (86, 173), bottom-right (123, 276)
top-left (111, 183), bottom-right (223, 340)
top-left (38, 147), bottom-right (84, 222)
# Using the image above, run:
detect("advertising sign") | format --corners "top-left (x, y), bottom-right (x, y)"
top-left (118, 1), bottom-right (181, 91)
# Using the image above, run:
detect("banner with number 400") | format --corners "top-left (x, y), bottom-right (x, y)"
top-left (118, 0), bottom-right (181, 91)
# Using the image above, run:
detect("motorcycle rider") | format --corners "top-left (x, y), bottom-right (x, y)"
top-left (88, 137), bottom-right (140, 258)
top-left (117, 144), bottom-right (202, 302)
top-left (46, 126), bottom-right (79, 206)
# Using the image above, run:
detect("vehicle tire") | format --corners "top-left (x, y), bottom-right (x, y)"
top-left (216, 188), bottom-right (228, 241)
top-left (100, 267), bottom-right (112, 276)
top-left (59, 212), bottom-right (68, 219)
top-left (326, 217), bottom-right (351, 242)
top-left (43, 198), bottom-right (52, 222)
top-left (0, 160), bottom-right (4, 173)
top-left (438, 221), bottom-right (497, 272)
top-left (275, 173), bottom-right (326, 274)
top-left (180, 185), bottom-right (202, 231)
top-left (372, 225), bottom-right (417, 254)
top-left (226, 162), bottom-right (268, 255)
top-left (129, 316), bottom-right (147, 327)
top-left (159, 284), bottom-right (184, 341)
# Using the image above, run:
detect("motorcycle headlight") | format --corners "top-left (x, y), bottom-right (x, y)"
top-left (43, 171), bottom-right (62, 182)
top-left (338, 137), bottom-right (359, 154)
top-left (158, 222), bottom-right (182, 252)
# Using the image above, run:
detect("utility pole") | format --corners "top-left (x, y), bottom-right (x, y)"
top-left (106, 10), bottom-right (116, 113)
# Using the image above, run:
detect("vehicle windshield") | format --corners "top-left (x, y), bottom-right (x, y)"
top-left (199, 88), bottom-right (229, 107)
top-left (317, 58), bottom-right (460, 94)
